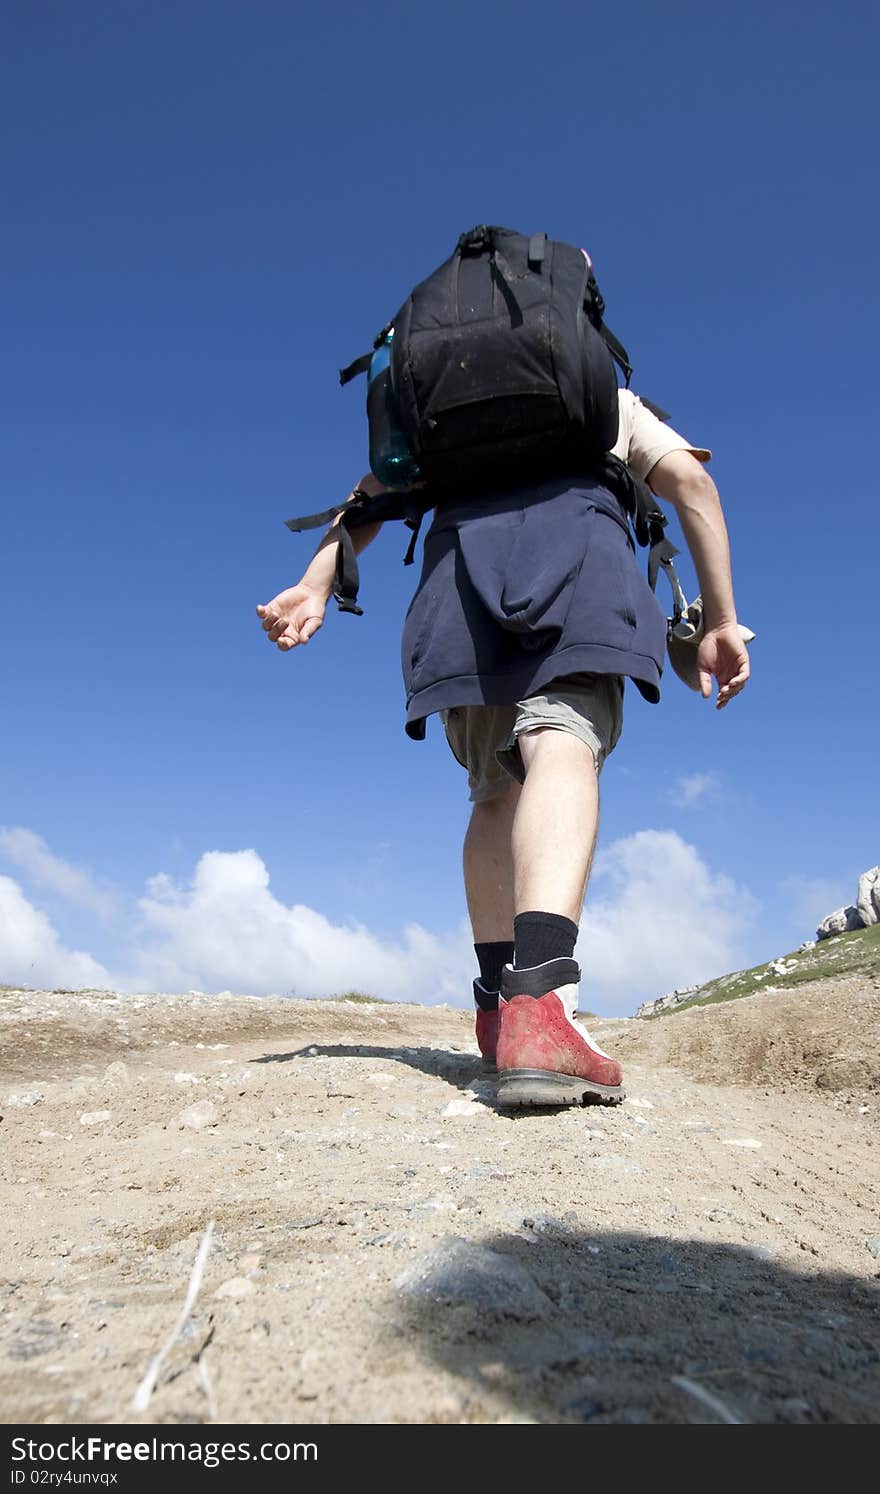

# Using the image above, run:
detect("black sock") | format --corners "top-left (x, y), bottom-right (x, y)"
top-left (474, 941), bottom-right (515, 992)
top-left (514, 911), bottom-right (579, 969)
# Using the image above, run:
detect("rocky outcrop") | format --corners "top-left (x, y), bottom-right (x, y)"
top-left (817, 865), bottom-right (880, 940)
top-left (856, 867), bottom-right (880, 929)
top-left (817, 906), bottom-right (863, 940)
top-left (636, 985), bottom-right (699, 1019)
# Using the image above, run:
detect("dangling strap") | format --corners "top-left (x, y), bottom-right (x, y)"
top-left (339, 323), bottom-right (395, 386)
top-left (401, 499), bottom-right (426, 566)
top-left (656, 551), bottom-right (689, 622)
top-left (284, 502), bottom-right (349, 533)
top-left (285, 486), bottom-right (434, 614)
top-left (332, 513), bottom-right (364, 615)
top-left (628, 472), bottom-right (684, 616)
top-left (596, 456), bottom-right (686, 622)
top-left (339, 353), bottom-right (372, 386)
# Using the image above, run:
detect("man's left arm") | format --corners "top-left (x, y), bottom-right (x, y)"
top-left (646, 449), bottom-right (750, 709)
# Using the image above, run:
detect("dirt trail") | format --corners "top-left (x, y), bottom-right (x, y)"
top-left (1, 982), bottom-right (878, 1425)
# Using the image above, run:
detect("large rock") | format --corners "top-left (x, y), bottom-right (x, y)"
top-left (856, 866), bottom-right (880, 929)
top-left (395, 1236), bottom-right (551, 1321)
top-left (816, 905), bottom-right (863, 941)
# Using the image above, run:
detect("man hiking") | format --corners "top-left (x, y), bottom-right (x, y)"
top-left (257, 229), bottom-right (750, 1109)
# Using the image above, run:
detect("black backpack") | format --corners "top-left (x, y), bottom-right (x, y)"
top-left (340, 223), bottom-right (633, 490)
top-left (287, 226), bottom-right (681, 621)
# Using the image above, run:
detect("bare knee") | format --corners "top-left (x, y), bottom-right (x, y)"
top-left (517, 726), bottom-right (597, 776)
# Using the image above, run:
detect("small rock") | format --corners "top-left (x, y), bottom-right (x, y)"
top-left (517, 1213), bottom-right (575, 1241)
top-left (214, 1276), bottom-right (256, 1301)
top-left (79, 1110), bottom-right (112, 1127)
top-left (722, 1138), bottom-right (762, 1149)
top-left (442, 1096), bottom-right (488, 1119)
top-left (745, 1244), bottom-right (777, 1262)
top-left (7, 1090), bottom-right (43, 1108)
top-left (237, 1253), bottom-right (262, 1273)
top-left (588, 1154), bottom-right (644, 1174)
top-left (865, 1235), bottom-right (880, 1260)
top-left (395, 1236), bottom-right (552, 1321)
top-left (176, 1099), bottom-right (219, 1131)
top-left (174, 1072), bottom-right (200, 1085)
top-left (103, 1062), bottom-right (130, 1087)
top-left (414, 1196), bottom-right (457, 1216)
top-left (6, 1319), bottom-right (65, 1360)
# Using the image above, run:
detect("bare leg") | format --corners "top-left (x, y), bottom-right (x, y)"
top-left (494, 728), bottom-right (624, 1106)
top-left (512, 727), bottom-right (599, 923)
top-left (462, 782), bottom-right (520, 942)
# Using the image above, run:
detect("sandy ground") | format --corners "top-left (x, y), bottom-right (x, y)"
top-left (1, 977), bottom-right (878, 1426)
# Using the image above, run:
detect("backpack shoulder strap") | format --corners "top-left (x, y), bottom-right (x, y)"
top-left (581, 267), bottom-right (633, 385)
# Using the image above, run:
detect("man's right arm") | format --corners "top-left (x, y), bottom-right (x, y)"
top-left (256, 475), bottom-right (384, 651)
top-left (646, 449), bottom-right (750, 708)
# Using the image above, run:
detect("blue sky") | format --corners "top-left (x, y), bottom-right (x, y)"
top-left (2, 0), bottom-right (877, 1013)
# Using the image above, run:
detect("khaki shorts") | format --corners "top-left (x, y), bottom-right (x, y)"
top-left (442, 673), bottom-right (624, 802)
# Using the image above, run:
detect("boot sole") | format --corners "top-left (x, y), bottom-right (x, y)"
top-left (496, 1067), bottom-right (624, 1108)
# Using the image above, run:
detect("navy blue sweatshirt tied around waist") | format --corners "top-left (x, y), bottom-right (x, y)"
top-left (401, 474), bottom-right (668, 740)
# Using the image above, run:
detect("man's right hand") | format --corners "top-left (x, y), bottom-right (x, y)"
top-left (256, 583), bottom-right (328, 651)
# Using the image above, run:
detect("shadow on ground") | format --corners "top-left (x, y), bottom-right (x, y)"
top-left (251, 1043), bottom-right (485, 1090)
top-left (391, 1226), bottom-right (880, 1423)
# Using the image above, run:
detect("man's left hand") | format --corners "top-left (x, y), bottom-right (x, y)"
top-left (697, 625), bottom-right (750, 709)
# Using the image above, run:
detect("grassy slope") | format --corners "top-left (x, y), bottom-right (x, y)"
top-left (646, 923), bottom-right (880, 1018)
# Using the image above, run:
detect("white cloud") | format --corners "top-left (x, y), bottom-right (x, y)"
top-left (130, 850), bottom-right (474, 1004)
top-left (578, 830), bottom-right (757, 1015)
top-left (0, 831), bottom-right (759, 1018)
top-left (669, 772), bottom-right (720, 808)
top-left (0, 875), bottom-right (114, 990)
top-left (0, 827), bottom-right (118, 919)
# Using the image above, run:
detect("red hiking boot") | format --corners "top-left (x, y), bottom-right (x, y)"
top-left (496, 958), bottom-right (624, 1107)
top-left (474, 980), bottom-right (500, 1069)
